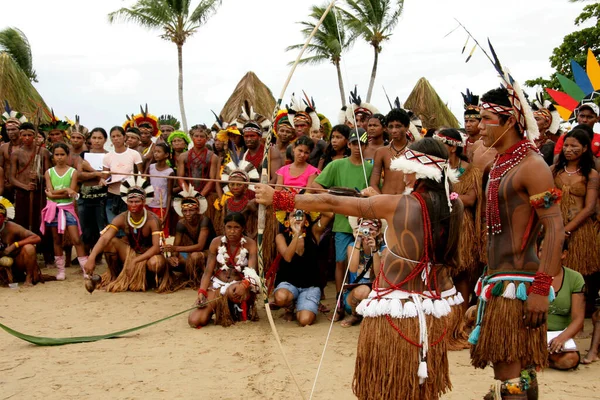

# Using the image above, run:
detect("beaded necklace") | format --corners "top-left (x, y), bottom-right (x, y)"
top-left (127, 208), bottom-right (147, 234)
top-left (187, 147), bottom-right (209, 190)
top-left (244, 145), bottom-right (264, 170)
top-left (216, 236), bottom-right (248, 272)
top-left (227, 196), bottom-right (249, 213)
top-left (486, 140), bottom-right (538, 235)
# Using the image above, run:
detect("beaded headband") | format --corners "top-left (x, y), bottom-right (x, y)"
top-left (173, 185), bottom-right (208, 216)
top-left (433, 132), bottom-right (465, 148)
top-left (120, 176), bottom-right (154, 205)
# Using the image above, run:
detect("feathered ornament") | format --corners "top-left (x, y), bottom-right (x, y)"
top-left (345, 86), bottom-right (379, 124)
top-left (1, 101), bottom-right (28, 125)
top-left (173, 185), bottom-right (208, 216)
top-left (221, 160), bottom-right (259, 191)
top-left (38, 109), bottom-right (71, 133)
top-left (235, 101), bottom-right (271, 137)
top-left (389, 96), bottom-right (422, 142)
top-left (158, 114), bottom-right (181, 130)
top-left (0, 196), bottom-right (16, 220)
top-left (120, 176), bottom-right (154, 205)
top-left (461, 89), bottom-right (480, 110)
top-left (287, 92), bottom-right (320, 132)
top-left (68, 115), bottom-right (89, 138)
top-left (122, 104), bottom-right (161, 137)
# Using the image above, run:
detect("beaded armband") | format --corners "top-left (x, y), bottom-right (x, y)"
top-left (529, 188), bottom-right (561, 209)
top-left (272, 190), bottom-right (297, 212)
top-left (528, 272), bottom-right (553, 296)
top-left (100, 224), bottom-right (118, 235)
top-left (151, 231), bottom-right (162, 236)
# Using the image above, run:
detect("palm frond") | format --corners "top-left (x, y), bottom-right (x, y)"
top-left (189, 0), bottom-right (222, 24)
top-left (0, 27), bottom-right (37, 82)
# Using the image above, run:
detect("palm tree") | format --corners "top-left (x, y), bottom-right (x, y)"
top-left (0, 27), bottom-right (37, 82)
top-left (286, 4), bottom-right (355, 107)
top-left (108, 0), bottom-right (222, 132)
top-left (339, 0), bottom-right (404, 102)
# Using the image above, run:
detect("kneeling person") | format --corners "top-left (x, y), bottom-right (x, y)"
top-left (83, 177), bottom-right (169, 292)
top-left (188, 212), bottom-right (260, 328)
top-left (273, 209), bottom-right (332, 326)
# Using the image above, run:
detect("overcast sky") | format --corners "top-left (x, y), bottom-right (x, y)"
top-left (2, 0), bottom-right (588, 130)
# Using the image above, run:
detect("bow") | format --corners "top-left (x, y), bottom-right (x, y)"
top-left (255, 1), bottom-right (338, 398)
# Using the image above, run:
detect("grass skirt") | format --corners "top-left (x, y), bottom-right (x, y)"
top-left (470, 295), bottom-right (547, 369)
top-left (453, 165), bottom-right (481, 276)
top-left (214, 293), bottom-right (258, 327)
top-left (183, 251), bottom-right (206, 289)
top-left (105, 248), bottom-right (148, 292)
top-left (353, 315), bottom-right (450, 400)
top-left (565, 218), bottom-right (600, 275)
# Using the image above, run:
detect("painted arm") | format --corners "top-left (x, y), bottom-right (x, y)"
top-left (200, 154), bottom-right (218, 197)
top-left (9, 152), bottom-right (31, 190)
top-left (564, 170), bottom-right (599, 233)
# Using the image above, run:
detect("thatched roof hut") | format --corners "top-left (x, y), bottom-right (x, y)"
top-left (219, 71), bottom-right (276, 123)
top-left (404, 77), bottom-right (460, 129)
top-left (0, 53), bottom-right (50, 124)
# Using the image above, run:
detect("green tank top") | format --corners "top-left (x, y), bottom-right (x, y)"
top-left (48, 167), bottom-right (75, 204)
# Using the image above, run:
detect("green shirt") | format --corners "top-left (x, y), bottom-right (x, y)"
top-left (48, 167), bottom-right (75, 204)
top-left (314, 157), bottom-right (373, 233)
top-left (547, 267), bottom-right (585, 331)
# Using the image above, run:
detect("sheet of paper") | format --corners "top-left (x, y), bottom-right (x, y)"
top-left (84, 153), bottom-right (104, 171)
top-left (547, 330), bottom-right (577, 350)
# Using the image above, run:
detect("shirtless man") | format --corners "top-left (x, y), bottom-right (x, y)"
top-left (469, 87), bottom-right (564, 399)
top-left (462, 88), bottom-right (483, 162)
top-left (273, 110), bottom-right (296, 164)
top-left (69, 126), bottom-right (88, 159)
top-left (10, 123), bottom-right (52, 265)
top-left (0, 197), bottom-right (42, 286)
top-left (165, 190), bottom-right (213, 286)
top-left (188, 212), bottom-right (260, 328)
top-left (0, 117), bottom-right (22, 200)
top-left (138, 122), bottom-right (156, 171)
top-left (241, 121), bottom-right (281, 181)
top-left (83, 178), bottom-right (169, 292)
top-left (369, 108), bottom-right (410, 194)
top-left (256, 137), bottom-right (464, 400)
top-left (177, 127), bottom-right (218, 198)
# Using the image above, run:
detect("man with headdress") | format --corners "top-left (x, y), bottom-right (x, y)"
top-left (287, 94), bottom-right (327, 167)
top-left (0, 196), bottom-right (43, 286)
top-left (462, 89), bottom-right (483, 162)
top-left (256, 137), bottom-right (465, 400)
top-left (83, 177), bottom-right (170, 293)
top-left (236, 102), bottom-right (281, 181)
top-left (531, 96), bottom-right (561, 166)
top-left (273, 109), bottom-right (296, 165)
top-left (68, 115), bottom-right (88, 159)
top-left (164, 186), bottom-right (214, 287)
top-left (340, 87), bottom-right (379, 131)
top-left (217, 161), bottom-right (259, 237)
top-left (0, 103), bottom-right (27, 202)
top-left (10, 122), bottom-right (53, 266)
top-left (158, 114), bottom-right (180, 143)
top-left (123, 105), bottom-right (161, 171)
top-left (210, 113), bottom-right (241, 171)
top-left (469, 84), bottom-right (564, 399)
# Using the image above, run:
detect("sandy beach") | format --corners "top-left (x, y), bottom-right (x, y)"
top-left (1, 264), bottom-right (599, 400)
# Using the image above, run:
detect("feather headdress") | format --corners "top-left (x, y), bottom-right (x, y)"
top-left (122, 104), bottom-right (161, 137)
top-left (0, 196), bottom-right (15, 220)
top-left (120, 176), bottom-right (154, 205)
top-left (235, 101), bottom-right (271, 138)
top-left (38, 109), bottom-right (71, 133)
top-left (158, 114), bottom-right (181, 130)
top-left (462, 88), bottom-right (481, 119)
top-left (343, 86), bottom-right (379, 125)
top-left (390, 96), bottom-right (422, 142)
top-left (68, 115), bottom-right (89, 137)
top-left (221, 160), bottom-right (259, 193)
top-left (173, 185), bottom-right (208, 216)
top-left (287, 92), bottom-right (320, 132)
top-left (1, 101), bottom-right (27, 125)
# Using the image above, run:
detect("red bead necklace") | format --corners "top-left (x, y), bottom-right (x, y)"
top-left (244, 145), bottom-right (264, 170)
top-left (486, 140), bottom-right (539, 235)
top-left (227, 196), bottom-right (249, 213)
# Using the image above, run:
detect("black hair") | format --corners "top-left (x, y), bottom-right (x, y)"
top-left (370, 113), bottom-right (386, 127)
top-left (154, 142), bottom-right (170, 154)
top-left (19, 122), bottom-right (36, 132)
top-left (90, 127), bottom-right (107, 139)
top-left (438, 128), bottom-right (468, 162)
top-left (294, 135), bottom-right (315, 152)
top-left (51, 142), bottom-right (70, 155)
top-left (572, 124), bottom-right (594, 141)
top-left (110, 126), bottom-right (126, 136)
top-left (408, 138), bottom-right (462, 268)
top-left (126, 127), bottom-right (140, 135)
top-left (224, 212), bottom-right (246, 227)
top-left (385, 109), bottom-right (410, 127)
top-left (139, 122), bottom-right (152, 129)
top-left (554, 128), bottom-right (595, 180)
top-left (321, 124), bottom-right (350, 168)
top-left (480, 87), bottom-right (522, 136)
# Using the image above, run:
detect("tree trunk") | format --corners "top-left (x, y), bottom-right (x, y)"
top-left (366, 45), bottom-right (379, 103)
top-left (335, 60), bottom-right (346, 107)
top-left (177, 43), bottom-right (189, 133)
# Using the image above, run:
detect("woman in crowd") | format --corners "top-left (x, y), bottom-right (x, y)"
top-left (272, 209), bottom-right (333, 325)
top-left (318, 124), bottom-right (350, 171)
top-left (147, 143), bottom-right (174, 236)
top-left (103, 126), bottom-right (143, 223)
top-left (276, 136), bottom-right (320, 191)
top-left (167, 130), bottom-right (191, 174)
top-left (552, 128), bottom-right (600, 315)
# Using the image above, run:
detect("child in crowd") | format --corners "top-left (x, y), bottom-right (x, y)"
top-left (147, 142), bottom-right (174, 236)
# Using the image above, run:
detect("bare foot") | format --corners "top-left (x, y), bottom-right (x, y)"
top-left (327, 307), bottom-right (345, 322)
top-left (281, 308), bottom-right (295, 322)
top-left (340, 314), bottom-right (362, 328)
top-left (581, 352), bottom-right (599, 364)
top-left (318, 302), bottom-right (330, 313)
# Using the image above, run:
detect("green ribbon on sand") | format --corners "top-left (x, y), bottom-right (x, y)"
top-left (0, 306), bottom-right (196, 346)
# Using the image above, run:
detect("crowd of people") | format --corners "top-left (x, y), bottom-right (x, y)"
top-left (1, 76), bottom-right (600, 399)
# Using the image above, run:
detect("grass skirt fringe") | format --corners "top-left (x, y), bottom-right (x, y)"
top-left (183, 251), bottom-right (206, 289)
top-left (0, 265), bottom-right (13, 285)
top-left (470, 295), bottom-right (547, 369)
top-left (353, 315), bottom-right (450, 400)
top-left (565, 218), bottom-right (600, 275)
top-left (446, 305), bottom-right (470, 351)
top-left (105, 248), bottom-right (147, 292)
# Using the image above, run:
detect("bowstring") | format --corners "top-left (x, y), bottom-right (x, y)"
top-left (308, 4), bottom-right (370, 399)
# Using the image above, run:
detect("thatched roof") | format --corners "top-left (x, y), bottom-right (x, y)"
top-left (0, 53), bottom-right (50, 124)
top-left (219, 71), bottom-right (276, 123)
top-left (404, 77), bottom-right (460, 129)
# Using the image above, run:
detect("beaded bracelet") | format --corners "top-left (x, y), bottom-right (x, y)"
top-left (528, 272), bottom-right (553, 296)
top-left (273, 190), bottom-right (297, 212)
top-left (197, 288), bottom-right (208, 297)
